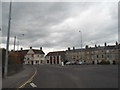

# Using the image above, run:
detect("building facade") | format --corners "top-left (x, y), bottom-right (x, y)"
top-left (65, 42), bottom-right (120, 64)
top-left (24, 47), bottom-right (45, 65)
top-left (45, 51), bottom-right (65, 64)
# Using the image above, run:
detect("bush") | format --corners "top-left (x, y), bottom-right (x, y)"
top-left (99, 60), bottom-right (110, 65)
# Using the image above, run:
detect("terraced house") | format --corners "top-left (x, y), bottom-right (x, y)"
top-left (65, 42), bottom-right (120, 64)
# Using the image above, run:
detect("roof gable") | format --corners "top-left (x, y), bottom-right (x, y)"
top-left (27, 49), bottom-right (34, 54)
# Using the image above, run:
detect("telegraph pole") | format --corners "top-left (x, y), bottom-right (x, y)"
top-left (4, 1), bottom-right (12, 78)
top-left (79, 30), bottom-right (82, 61)
top-left (13, 36), bottom-right (16, 51)
top-left (17, 40), bottom-right (19, 52)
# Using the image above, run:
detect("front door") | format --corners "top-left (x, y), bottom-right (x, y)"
top-left (31, 61), bottom-right (33, 65)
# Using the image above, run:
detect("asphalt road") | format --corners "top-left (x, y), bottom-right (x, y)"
top-left (24, 65), bottom-right (118, 88)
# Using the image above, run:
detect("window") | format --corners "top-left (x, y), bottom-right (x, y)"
top-left (97, 55), bottom-right (98, 58)
top-left (47, 60), bottom-right (49, 63)
top-left (32, 54), bottom-right (34, 57)
top-left (77, 56), bottom-right (79, 58)
top-left (106, 50), bottom-right (109, 53)
top-left (41, 60), bottom-right (42, 63)
top-left (102, 55), bottom-right (104, 58)
top-left (50, 56), bottom-right (52, 64)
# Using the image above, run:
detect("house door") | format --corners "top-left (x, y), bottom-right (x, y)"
top-left (92, 61), bottom-right (94, 64)
top-left (31, 61), bottom-right (33, 65)
top-left (113, 61), bottom-right (116, 64)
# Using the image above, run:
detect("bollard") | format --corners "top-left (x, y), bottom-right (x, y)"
top-left (61, 62), bottom-right (64, 66)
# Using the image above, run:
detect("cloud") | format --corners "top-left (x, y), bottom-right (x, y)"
top-left (1, 2), bottom-right (118, 54)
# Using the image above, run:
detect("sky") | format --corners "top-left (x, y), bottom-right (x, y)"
top-left (1, 0), bottom-right (119, 54)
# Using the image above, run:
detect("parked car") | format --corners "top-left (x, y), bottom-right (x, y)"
top-left (65, 62), bottom-right (71, 65)
top-left (65, 61), bottom-right (83, 65)
top-left (65, 61), bottom-right (75, 65)
top-left (74, 61), bottom-right (83, 65)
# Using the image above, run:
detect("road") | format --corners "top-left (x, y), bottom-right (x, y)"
top-left (24, 65), bottom-right (118, 88)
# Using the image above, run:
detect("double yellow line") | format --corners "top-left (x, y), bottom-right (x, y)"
top-left (17, 67), bottom-right (37, 90)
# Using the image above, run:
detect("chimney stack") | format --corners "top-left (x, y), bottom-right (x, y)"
top-left (40, 47), bottom-right (42, 50)
top-left (86, 45), bottom-right (89, 49)
top-left (105, 42), bottom-right (107, 46)
top-left (116, 41), bottom-right (118, 45)
top-left (21, 48), bottom-right (23, 51)
top-left (68, 47), bottom-right (70, 51)
top-left (73, 47), bottom-right (75, 50)
top-left (30, 47), bottom-right (32, 49)
top-left (95, 44), bottom-right (97, 48)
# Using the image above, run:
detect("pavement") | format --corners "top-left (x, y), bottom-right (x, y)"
top-left (2, 65), bottom-right (35, 89)
top-left (24, 65), bottom-right (118, 88)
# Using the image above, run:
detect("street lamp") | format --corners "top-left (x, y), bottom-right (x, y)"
top-left (79, 30), bottom-right (82, 61)
top-left (4, 1), bottom-right (12, 78)
top-left (13, 34), bottom-right (24, 51)
top-left (17, 34), bottom-right (24, 51)
top-left (13, 36), bottom-right (16, 51)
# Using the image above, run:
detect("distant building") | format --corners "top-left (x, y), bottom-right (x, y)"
top-left (45, 51), bottom-right (65, 64)
top-left (65, 42), bottom-right (120, 64)
top-left (24, 47), bottom-right (45, 65)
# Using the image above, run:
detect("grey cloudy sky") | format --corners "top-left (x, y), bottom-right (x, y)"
top-left (1, 1), bottom-right (119, 54)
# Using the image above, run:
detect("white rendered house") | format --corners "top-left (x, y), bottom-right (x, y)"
top-left (24, 47), bottom-right (45, 65)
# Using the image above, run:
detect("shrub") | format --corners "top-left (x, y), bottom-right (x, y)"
top-left (99, 60), bottom-right (110, 65)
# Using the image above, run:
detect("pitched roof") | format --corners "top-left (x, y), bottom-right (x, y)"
top-left (46, 51), bottom-right (65, 56)
top-left (16, 49), bottom-right (45, 55)
top-left (65, 44), bottom-right (120, 52)
top-left (32, 49), bottom-right (45, 54)
top-left (27, 49), bottom-right (35, 54)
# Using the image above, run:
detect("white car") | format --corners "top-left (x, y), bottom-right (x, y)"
top-left (65, 62), bottom-right (71, 65)
top-left (75, 61), bottom-right (83, 65)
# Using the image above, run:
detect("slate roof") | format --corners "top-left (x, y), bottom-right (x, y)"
top-left (46, 51), bottom-right (65, 56)
top-left (65, 44), bottom-right (120, 52)
top-left (17, 49), bottom-right (45, 55)
top-left (32, 49), bottom-right (45, 54)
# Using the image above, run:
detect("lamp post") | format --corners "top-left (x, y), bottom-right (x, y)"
top-left (79, 30), bottom-right (82, 61)
top-left (17, 34), bottom-right (24, 51)
top-left (4, 1), bottom-right (12, 78)
top-left (13, 36), bottom-right (16, 51)
top-left (13, 34), bottom-right (24, 51)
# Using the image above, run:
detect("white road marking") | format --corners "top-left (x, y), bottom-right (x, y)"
top-left (30, 83), bottom-right (37, 88)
